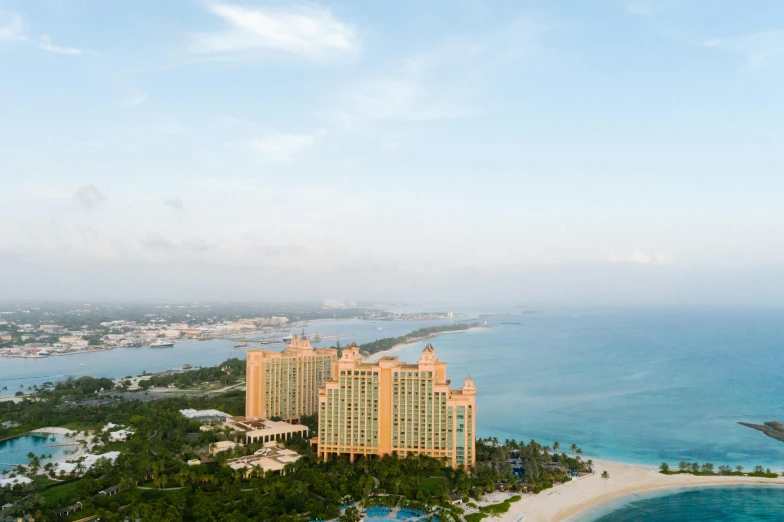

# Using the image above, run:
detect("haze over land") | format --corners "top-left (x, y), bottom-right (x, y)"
top-left (1, 1), bottom-right (783, 305)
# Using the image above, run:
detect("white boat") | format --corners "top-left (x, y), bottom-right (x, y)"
top-left (149, 340), bottom-right (175, 348)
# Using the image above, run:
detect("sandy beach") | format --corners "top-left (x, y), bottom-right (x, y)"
top-left (364, 326), bottom-right (485, 363)
top-left (497, 460), bottom-right (784, 522)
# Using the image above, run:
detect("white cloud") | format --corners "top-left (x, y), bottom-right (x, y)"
top-left (625, 0), bottom-right (655, 16)
top-left (191, 3), bottom-right (357, 60)
top-left (162, 198), bottom-right (184, 212)
top-left (246, 130), bottom-right (323, 162)
top-left (610, 249), bottom-right (667, 264)
top-left (125, 90), bottom-right (149, 108)
top-left (74, 184), bottom-right (105, 209)
top-left (351, 76), bottom-right (483, 122)
top-left (702, 30), bottom-right (784, 69)
top-left (0, 11), bottom-right (26, 42)
top-left (39, 35), bottom-right (98, 56)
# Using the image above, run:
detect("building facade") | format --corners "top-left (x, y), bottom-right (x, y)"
top-left (245, 335), bottom-right (337, 421)
top-left (315, 343), bottom-right (476, 469)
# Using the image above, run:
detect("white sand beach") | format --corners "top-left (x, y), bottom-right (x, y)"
top-left (497, 460), bottom-right (784, 522)
top-left (364, 326), bottom-right (485, 363)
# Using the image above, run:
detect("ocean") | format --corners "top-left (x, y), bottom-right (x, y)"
top-left (576, 486), bottom-right (784, 521)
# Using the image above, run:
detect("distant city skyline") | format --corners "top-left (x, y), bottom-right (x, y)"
top-left (1, 1), bottom-right (783, 304)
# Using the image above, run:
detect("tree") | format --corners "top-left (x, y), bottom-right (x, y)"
top-left (570, 444), bottom-right (578, 457)
top-left (701, 463), bottom-right (714, 474)
top-left (678, 461), bottom-right (688, 471)
top-left (690, 462), bottom-right (700, 473)
top-left (553, 442), bottom-right (560, 453)
top-left (659, 462), bottom-right (669, 473)
top-left (736, 465), bottom-right (743, 473)
top-left (601, 470), bottom-right (609, 486)
top-left (340, 506), bottom-right (361, 522)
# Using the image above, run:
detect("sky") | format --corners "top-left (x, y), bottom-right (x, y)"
top-left (1, 0), bottom-right (783, 305)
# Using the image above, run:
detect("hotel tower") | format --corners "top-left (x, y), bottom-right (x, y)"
top-left (245, 335), bottom-right (337, 421)
top-left (314, 343), bottom-right (476, 469)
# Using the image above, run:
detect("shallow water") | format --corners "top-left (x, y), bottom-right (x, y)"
top-left (388, 308), bottom-right (784, 469)
top-left (579, 486), bottom-right (784, 521)
top-left (0, 433), bottom-right (75, 473)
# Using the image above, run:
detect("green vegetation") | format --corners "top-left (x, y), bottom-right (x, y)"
top-left (479, 494), bottom-right (521, 515)
top-left (465, 513), bottom-right (487, 522)
top-left (358, 323), bottom-right (482, 355)
top-left (1, 358), bottom-right (592, 522)
top-left (146, 358), bottom-right (245, 389)
top-left (660, 461), bottom-right (781, 478)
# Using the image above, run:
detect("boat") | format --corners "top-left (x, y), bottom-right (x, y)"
top-left (234, 343), bottom-right (249, 348)
top-left (149, 340), bottom-right (175, 348)
top-left (281, 335), bottom-right (293, 342)
top-left (183, 364), bottom-right (192, 370)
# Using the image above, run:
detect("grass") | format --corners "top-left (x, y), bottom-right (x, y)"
top-left (479, 495), bottom-right (522, 516)
top-left (40, 480), bottom-right (80, 506)
top-left (465, 514), bottom-right (487, 522)
top-left (60, 421), bottom-right (99, 433)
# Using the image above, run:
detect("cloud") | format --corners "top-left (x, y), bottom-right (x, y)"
top-left (191, 3), bottom-right (357, 60)
top-left (125, 90), bottom-right (149, 108)
top-left (39, 35), bottom-right (98, 56)
top-left (625, 0), bottom-right (656, 16)
top-left (74, 184), bottom-right (105, 209)
top-left (246, 130), bottom-right (323, 162)
top-left (162, 198), bottom-right (184, 211)
top-left (0, 11), bottom-right (26, 43)
top-left (701, 30), bottom-right (784, 69)
top-left (610, 249), bottom-right (667, 264)
top-left (351, 76), bottom-right (483, 122)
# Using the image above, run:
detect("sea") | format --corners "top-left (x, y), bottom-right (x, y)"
top-left (574, 486), bottom-right (784, 521)
top-left (2, 307), bottom-right (784, 517)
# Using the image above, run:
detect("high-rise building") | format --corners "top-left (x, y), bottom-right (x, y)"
top-left (315, 343), bottom-right (476, 468)
top-left (245, 335), bottom-right (337, 421)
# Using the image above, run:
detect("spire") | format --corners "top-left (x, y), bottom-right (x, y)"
top-left (418, 343), bottom-right (438, 364)
top-left (463, 375), bottom-right (476, 390)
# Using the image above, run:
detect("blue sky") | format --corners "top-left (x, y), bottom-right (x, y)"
top-left (1, 1), bottom-right (783, 304)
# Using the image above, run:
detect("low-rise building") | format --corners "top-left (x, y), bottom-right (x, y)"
top-left (225, 416), bottom-right (308, 444)
top-left (180, 409), bottom-right (230, 423)
top-left (227, 441), bottom-right (301, 477)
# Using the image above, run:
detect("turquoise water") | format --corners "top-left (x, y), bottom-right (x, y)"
top-left (388, 308), bottom-right (784, 470)
top-left (0, 433), bottom-right (75, 473)
top-left (577, 486), bottom-right (784, 521)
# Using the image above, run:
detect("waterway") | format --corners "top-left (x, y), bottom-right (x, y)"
top-left (0, 317), bottom-right (452, 393)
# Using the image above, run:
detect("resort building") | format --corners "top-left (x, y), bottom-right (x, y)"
top-left (227, 441), bottom-right (302, 477)
top-left (225, 416), bottom-right (309, 444)
top-left (245, 335), bottom-right (337, 421)
top-left (314, 343), bottom-right (476, 469)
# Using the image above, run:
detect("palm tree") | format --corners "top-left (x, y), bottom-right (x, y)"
top-left (576, 448), bottom-right (583, 460)
top-left (601, 470), bottom-right (609, 486)
top-left (553, 442), bottom-right (560, 453)
top-left (587, 459), bottom-right (594, 472)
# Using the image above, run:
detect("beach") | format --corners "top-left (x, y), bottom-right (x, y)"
top-left (364, 326), bottom-right (486, 363)
top-left (497, 460), bottom-right (784, 522)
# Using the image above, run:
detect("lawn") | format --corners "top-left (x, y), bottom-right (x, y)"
top-left (40, 480), bottom-right (80, 507)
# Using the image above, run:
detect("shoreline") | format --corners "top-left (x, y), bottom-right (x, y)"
top-left (497, 459), bottom-right (784, 522)
top-left (363, 326), bottom-right (486, 363)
